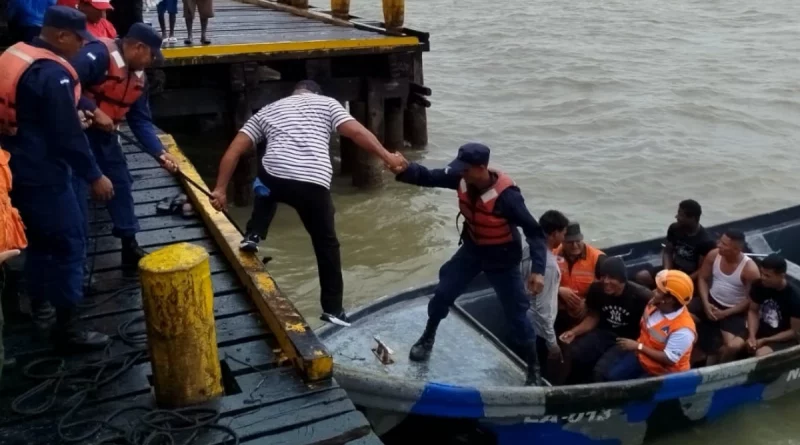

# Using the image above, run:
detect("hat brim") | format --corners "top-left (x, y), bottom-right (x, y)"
top-left (564, 234), bottom-right (584, 242)
top-left (445, 159), bottom-right (470, 176)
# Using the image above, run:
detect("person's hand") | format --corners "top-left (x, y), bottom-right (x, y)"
top-left (704, 303), bottom-right (718, 321)
top-left (158, 152), bottom-right (179, 173)
top-left (617, 338), bottom-right (639, 352)
top-left (711, 306), bottom-right (727, 320)
top-left (210, 188), bottom-right (227, 212)
top-left (91, 175), bottom-right (114, 201)
top-left (92, 108), bottom-right (115, 132)
top-left (755, 338), bottom-right (766, 350)
top-left (527, 273), bottom-right (544, 295)
top-left (78, 110), bottom-right (93, 130)
top-left (559, 330), bottom-right (576, 345)
top-left (547, 343), bottom-right (563, 363)
top-left (560, 287), bottom-right (582, 309)
top-left (747, 336), bottom-right (757, 352)
top-left (570, 301), bottom-right (588, 320)
top-left (385, 152), bottom-right (408, 174)
top-left (0, 249), bottom-right (21, 265)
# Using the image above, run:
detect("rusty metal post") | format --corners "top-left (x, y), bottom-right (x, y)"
top-left (382, 0), bottom-right (404, 31)
top-left (331, 0), bottom-right (350, 19)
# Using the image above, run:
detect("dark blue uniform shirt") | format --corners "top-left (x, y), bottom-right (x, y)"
top-left (0, 38), bottom-right (102, 187)
top-left (72, 39), bottom-right (164, 158)
top-left (397, 162), bottom-right (548, 275)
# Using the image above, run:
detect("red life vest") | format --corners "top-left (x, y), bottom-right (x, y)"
top-left (0, 43), bottom-right (81, 136)
top-left (84, 38), bottom-right (146, 124)
top-left (457, 171), bottom-right (516, 245)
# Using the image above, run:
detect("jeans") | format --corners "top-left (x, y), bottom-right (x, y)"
top-left (602, 350), bottom-right (647, 381)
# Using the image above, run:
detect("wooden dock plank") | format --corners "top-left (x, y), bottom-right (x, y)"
top-left (0, 124), bottom-right (379, 444)
top-left (141, 0), bottom-right (420, 63)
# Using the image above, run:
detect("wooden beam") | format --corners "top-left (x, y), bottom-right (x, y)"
top-left (159, 134), bottom-right (334, 382)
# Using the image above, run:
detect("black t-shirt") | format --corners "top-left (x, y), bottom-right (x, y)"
top-left (666, 223), bottom-right (716, 275)
top-left (585, 281), bottom-right (651, 339)
top-left (750, 280), bottom-right (800, 338)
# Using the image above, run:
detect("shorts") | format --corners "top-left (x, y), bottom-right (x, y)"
top-left (689, 295), bottom-right (747, 352)
top-left (183, 0), bottom-right (214, 20)
top-left (157, 0), bottom-right (178, 15)
top-left (762, 339), bottom-right (799, 353)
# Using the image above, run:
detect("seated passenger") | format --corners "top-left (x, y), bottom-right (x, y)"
top-left (746, 254), bottom-right (800, 357)
top-left (558, 257), bottom-right (651, 383)
top-left (636, 199), bottom-right (715, 288)
top-left (525, 210), bottom-right (569, 382)
top-left (554, 222), bottom-right (606, 333)
top-left (601, 270), bottom-right (696, 381)
top-left (691, 230), bottom-right (760, 364)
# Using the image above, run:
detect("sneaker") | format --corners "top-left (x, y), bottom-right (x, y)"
top-left (239, 233), bottom-right (260, 253)
top-left (167, 36), bottom-right (177, 45)
top-left (320, 310), bottom-right (351, 327)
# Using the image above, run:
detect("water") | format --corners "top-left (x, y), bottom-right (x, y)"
top-left (178, 0), bottom-right (800, 442)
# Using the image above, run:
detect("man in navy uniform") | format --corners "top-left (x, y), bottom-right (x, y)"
top-left (393, 143), bottom-right (548, 385)
top-left (71, 22), bottom-right (178, 272)
top-left (0, 6), bottom-right (114, 350)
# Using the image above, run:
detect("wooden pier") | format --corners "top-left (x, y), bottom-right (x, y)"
top-left (0, 126), bottom-right (383, 445)
top-left (142, 0), bottom-right (431, 203)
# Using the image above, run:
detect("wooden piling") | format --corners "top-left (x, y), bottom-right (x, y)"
top-left (139, 242), bottom-right (223, 408)
top-left (385, 98), bottom-right (404, 152)
top-left (331, 0), bottom-right (349, 19)
top-left (350, 92), bottom-right (385, 187)
top-left (405, 52), bottom-right (429, 148)
top-left (382, 0), bottom-right (404, 32)
top-left (229, 63), bottom-right (257, 206)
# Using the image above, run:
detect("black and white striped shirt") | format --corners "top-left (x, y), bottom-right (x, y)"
top-left (240, 93), bottom-right (354, 189)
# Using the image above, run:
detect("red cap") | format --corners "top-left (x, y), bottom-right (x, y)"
top-left (81, 0), bottom-right (114, 10)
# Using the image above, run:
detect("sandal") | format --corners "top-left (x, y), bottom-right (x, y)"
top-left (181, 202), bottom-right (196, 219)
top-left (156, 196), bottom-right (172, 215)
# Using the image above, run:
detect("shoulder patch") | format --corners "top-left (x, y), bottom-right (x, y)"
top-left (59, 78), bottom-right (71, 85)
top-left (87, 52), bottom-right (97, 61)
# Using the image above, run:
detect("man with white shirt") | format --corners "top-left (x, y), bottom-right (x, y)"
top-left (692, 230), bottom-right (760, 364)
top-left (209, 80), bottom-right (406, 323)
top-left (601, 269), bottom-right (697, 381)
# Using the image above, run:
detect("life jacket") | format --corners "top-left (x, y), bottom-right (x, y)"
top-left (637, 304), bottom-right (696, 376)
top-left (555, 243), bottom-right (604, 299)
top-left (456, 171), bottom-right (516, 245)
top-left (0, 147), bottom-right (28, 251)
top-left (0, 43), bottom-right (81, 136)
top-left (84, 38), bottom-right (146, 124)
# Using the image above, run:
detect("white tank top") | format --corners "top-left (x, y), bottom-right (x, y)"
top-left (709, 254), bottom-right (750, 308)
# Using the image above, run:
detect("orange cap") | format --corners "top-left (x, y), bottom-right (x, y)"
top-left (655, 269), bottom-right (694, 305)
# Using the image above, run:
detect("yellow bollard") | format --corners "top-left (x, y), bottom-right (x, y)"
top-left (382, 0), bottom-right (404, 31)
top-left (139, 242), bottom-right (223, 408)
top-left (331, 0), bottom-right (350, 19)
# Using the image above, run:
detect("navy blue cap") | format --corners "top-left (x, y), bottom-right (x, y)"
top-left (446, 142), bottom-right (491, 175)
top-left (125, 23), bottom-right (163, 61)
top-left (43, 6), bottom-right (94, 41)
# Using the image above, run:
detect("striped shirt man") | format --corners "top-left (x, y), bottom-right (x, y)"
top-left (240, 92), bottom-right (354, 189)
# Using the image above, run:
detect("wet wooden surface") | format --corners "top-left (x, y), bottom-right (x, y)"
top-left (143, 0), bottom-right (408, 48)
top-left (0, 125), bottom-right (382, 445)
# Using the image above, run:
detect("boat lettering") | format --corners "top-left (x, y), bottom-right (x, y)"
top-left (787, 367), bottom-right (800, 382)
top-left (524, 409), bottom-right (612, 423)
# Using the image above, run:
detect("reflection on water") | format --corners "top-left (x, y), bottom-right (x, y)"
top-left (172, 0), bottom-right (800, 442)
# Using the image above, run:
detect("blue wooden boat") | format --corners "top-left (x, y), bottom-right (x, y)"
top-left (317, 205), bottom-right (800, 445)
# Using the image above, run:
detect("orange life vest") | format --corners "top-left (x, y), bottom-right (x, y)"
top-left (0, 147), bottom-right (28, 251)
top-left (0, 43), bottom-right (81, 136)
top-left (555, 243), bottom-right (604, 299)
top-left (637, 304), bottom-right (696, 376)
top-left (84, 38), bottom-right (146, 124)
top-left (457, 172), bottom-right (516, 245)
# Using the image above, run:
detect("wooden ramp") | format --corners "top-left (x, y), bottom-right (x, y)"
top-left (0, 125), bottom-right (382, 444)
top-left (142, 0), bottom-right (425, 63)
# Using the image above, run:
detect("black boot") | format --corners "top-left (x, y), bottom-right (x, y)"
top-left (51, 306), bottom-right (110, 352)
top-left (409, 318), bottom-right (439, 362)
top-left (121, 237), bottom-right (147, 271)
top-left (30, 299), bottom-right (56, 336)
top-left (524, 341), bottom-right (544, 386)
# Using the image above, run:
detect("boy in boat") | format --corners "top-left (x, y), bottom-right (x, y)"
top-left (601, 269), bottom-right (696, 381)
top-left (745, 254), bottom-right (800, 356)
top-left (559, 256), bottom-right (651, 383)
top-left (554, 222), bottom-right (606, 333)
top-left (523, 210), bottom-right (568, 382)
top-left (692, 230), bottom-right (760, 364)
top-left (635, 199), bottom-right (715, 289)
top-left (392, 143), bottom-right (548, 386)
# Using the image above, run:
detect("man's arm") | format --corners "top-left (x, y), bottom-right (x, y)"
top-left (212, 132), bottom-right (255, 196)
top-left (42, 66), bottom-right (102, 184)
top-left (529, 262), bottom-right (559, 348)
top-left (336, 119), bottom-right (396, 167)
top-left (747, 299), bottom-right (760, 340)
top-left (567, 312), bottom-right (599, 337)
top-left (70, 41), bottom-right (110, 113)
top-left (126, 88), bottom-right (166, 158)
top-left (698, 249), bottom-right (717, 308)
top-left (496, 188), bottom-right (547, 275)
top-left (394, 162), bottom-right (461, 190)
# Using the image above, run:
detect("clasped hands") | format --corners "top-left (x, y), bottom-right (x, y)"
top-left (385, 152), bottom-right (409, 174)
